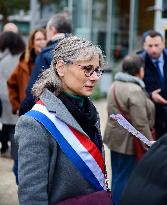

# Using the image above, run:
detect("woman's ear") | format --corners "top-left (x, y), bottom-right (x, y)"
top-left (56, 60), bottom-right (65, 77)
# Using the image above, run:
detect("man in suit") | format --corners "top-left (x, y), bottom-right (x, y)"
top-left (19, 12), bottom-right (72, 115)
top-left (139, 30), bottom-right (167, 138)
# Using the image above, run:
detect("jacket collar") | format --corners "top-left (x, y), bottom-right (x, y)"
top-left (40, 89), bottom-right (88, 137)
top-left (51, 33), bottom-right (66, 42)
top-left (115, 72), bottom-right (145, 88)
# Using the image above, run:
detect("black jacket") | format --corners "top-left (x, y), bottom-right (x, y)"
top-left (120, 133), bottom-right (167, 205)
top-left (139, 50), bottom-right (167, 99)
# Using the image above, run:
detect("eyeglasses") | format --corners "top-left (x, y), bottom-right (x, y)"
top-left (76, 64), bottom-right (104, 77)
top-left (63, 60), bottom-right (104, 77)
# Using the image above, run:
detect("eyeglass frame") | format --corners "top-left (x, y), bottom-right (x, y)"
top-left (63, 60), bottom-right (104, 77)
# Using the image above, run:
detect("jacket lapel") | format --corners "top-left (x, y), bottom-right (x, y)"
top-left (146, 54), bottom-right (163, 88)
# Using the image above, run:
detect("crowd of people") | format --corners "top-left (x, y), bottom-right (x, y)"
top-left (0, 11), bottom-right (167, 205)
top-left (104, 30), bottom-right (167, 205)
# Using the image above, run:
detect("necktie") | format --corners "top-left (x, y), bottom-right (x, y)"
top-left (154, 60), bottom-right (164, 85)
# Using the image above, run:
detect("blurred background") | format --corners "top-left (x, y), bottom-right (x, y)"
top-left (0, 1), bottom-right (167, 204)
top-left (1, 0), bottom-right (167, 98)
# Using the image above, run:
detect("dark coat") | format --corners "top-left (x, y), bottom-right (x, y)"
top-left (139, 50), bottom-right (167, 137)
top-left (19, 37), bottom-right (64, 115)
top-left (140, 50), bottom-right (167, 98)
top-left (120, 133), bottom-right (167, 205)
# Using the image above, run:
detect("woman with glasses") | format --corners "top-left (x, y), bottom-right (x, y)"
top-left (14, 36), bottom-right (108, 205)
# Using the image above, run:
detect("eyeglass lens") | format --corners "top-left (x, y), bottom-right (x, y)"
top-left (79, 65), bottom-right (103, 77)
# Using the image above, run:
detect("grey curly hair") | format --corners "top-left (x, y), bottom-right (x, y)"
top-left (32, 35), bottom-right (105, 99)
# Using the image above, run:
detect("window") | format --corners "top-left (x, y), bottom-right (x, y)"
top-left (162, 0), bottom-right (167, 18)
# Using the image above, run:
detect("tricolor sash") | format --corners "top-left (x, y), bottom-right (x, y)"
top-left (25, 101), bottom-right (105, 191)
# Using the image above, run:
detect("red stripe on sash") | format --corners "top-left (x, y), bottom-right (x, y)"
top-left (35, 100), bottom-right (105, 174)
top-left (36, 100), bottom-right (45, 105)
top-left (69, 126), bottom-right (105, 174)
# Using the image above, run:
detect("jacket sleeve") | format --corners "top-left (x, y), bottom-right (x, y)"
top-left (128, 89), bottom-right (152, 140)
top-left (7, 65), bottom-right (20, 114)
top-left (15, 115), bottom-right (53, 205)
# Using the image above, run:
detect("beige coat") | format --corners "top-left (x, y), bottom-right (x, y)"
top-left (103, 72), bottom-right (155, 155)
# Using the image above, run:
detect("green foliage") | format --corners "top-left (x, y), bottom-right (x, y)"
top-left (91, 83), bottom-right (106, 101)
top-left (0, 0), bottom-right (29, 22)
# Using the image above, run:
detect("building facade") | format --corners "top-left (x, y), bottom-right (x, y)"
top-left (33, 0), bottom-right (157, 63)
top-left (30, 0), bottom-right (167, 93)
top-left (5, 0), bottom-right (167, 64)
top-left (26, 0), bottom-right (167, 92)
top-left (1, 0), bottom-right (165, 93)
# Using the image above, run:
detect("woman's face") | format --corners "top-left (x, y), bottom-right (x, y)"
top-left (57, 54), bottom-right (101, 96)
top-left (33, 31), bottom-right (46, 54)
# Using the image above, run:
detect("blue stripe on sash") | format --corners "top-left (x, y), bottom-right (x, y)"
top-left (25, 110), bottom-right (103, 191)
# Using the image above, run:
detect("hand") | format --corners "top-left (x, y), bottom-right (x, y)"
top-left (151, 89), bottom-right (167, 104)
top-left (141, 142), bottom-right (149, 151)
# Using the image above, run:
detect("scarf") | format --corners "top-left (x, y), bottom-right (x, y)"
top-left (58, 92), bottom-right (102, 152)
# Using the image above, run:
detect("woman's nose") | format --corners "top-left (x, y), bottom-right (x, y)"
top-left (89, 70), bottom-right (100, 80)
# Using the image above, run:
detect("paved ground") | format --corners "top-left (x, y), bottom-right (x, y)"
top-left (0, 98), bottom-right (110, 205)
top-left (0, 158), bottom-right (19, 205)
top-left (94, 99), bottom-right (111, 184)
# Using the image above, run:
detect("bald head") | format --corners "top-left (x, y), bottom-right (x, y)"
top-left (3, 23), bottom-right (18, 33)
top-left (122, 54), bottom-right (145, 76)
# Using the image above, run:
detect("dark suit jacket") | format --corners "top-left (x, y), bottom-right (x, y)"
top-left (140, 50), bottom-right (167, 99)
top-left (139, 50), bottom-right (167, 137)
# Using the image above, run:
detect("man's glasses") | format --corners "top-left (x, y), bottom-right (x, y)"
top-left (64, 60), bottom-right (104, 77)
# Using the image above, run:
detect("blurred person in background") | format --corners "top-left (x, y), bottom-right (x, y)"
top-left (139, 30), bottom-right (167, 139)
top-left (3, 22), bottom-right (19, 33)
top-left (0, 31), bottom-right (25, 157)
top-left (7, 28), bottom-right (46, 115)
top-left (7, 28), bottom-right (46, 184)
top-left (103, 55), bottom-right (155, 205)
top-left (19, 12), bottom-right (72, 115)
